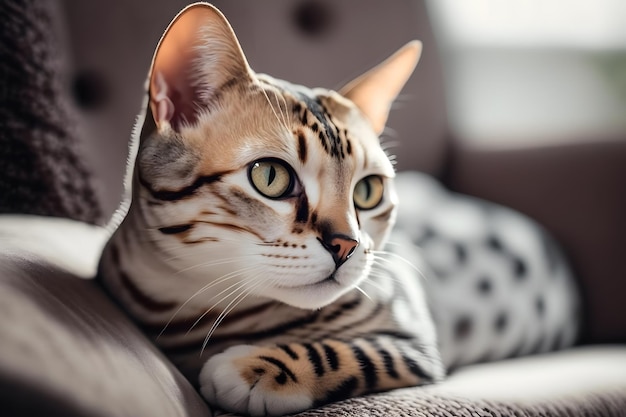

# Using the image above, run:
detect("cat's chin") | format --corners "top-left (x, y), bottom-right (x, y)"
top-left (267, 276), bottom-right (357, 310)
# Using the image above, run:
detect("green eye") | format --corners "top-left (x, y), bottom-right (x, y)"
top-left (249, 159), bottom-right (294, 199)
top-left (354, 175), bottom-right (384, 210)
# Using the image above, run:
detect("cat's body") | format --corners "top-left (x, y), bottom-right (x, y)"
top-left (98, 3), bottom-right (579, 416)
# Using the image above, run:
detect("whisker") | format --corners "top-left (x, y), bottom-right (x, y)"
top-left (201, 278), bottom-right (267, 354)
top-left (371, 250), bottom-right (425, 277)
top-left (169, 255), bottom-right (254, 269)
top-left (382, 241), bottom-right (419, 251)
top-left (157, 265), bottom-right (258, 338)
top-left (354, 285), bottom-right (373, 301)
top-left (367, 266), bottom-right (405, 284)
top-left (186, 278), bottom-right (252, 335)
top-left (174, 256), bottom-right (257, 275)
top-left (200, 271), bottom-right (257, 306)
top-left (361, 277), bottom-right (393, 295)
top-left (260, 85), bottom-right (289, 132)
top-left (270, 87), bottom-right (290, 130)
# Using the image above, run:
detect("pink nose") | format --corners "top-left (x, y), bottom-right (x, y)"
top-left (321, 235), bottom-right (359, 268)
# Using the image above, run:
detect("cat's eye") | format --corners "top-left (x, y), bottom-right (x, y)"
top-left (353, 175), bottom-right (384, 210)
top-left (249, 159), bottom-right (294, 199)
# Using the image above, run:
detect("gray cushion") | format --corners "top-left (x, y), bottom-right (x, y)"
top-left (0, 262), bottom-right (209, 416)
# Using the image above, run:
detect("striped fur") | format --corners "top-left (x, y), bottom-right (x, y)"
top-left (98, 3), bottom-right (442, 416)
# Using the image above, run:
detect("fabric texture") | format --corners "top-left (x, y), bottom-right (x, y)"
top-left (0, 249), bottom-right (210, 417)
top-left (0, 0), bottom-right (102, 224)
top-left (291, 389), bottom-right (626, 417)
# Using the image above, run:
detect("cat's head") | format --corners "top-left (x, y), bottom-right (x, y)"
top-left (133, 3), bottom-right (421, 310)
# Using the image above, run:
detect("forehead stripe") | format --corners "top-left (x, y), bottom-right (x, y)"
top-left (297, 130), bottom-right (307, 163)
top-left (298, 94), bottom-right (345, 160)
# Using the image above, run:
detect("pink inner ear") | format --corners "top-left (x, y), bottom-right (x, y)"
top-left (151, 70), bottom-right (200, 131)
top-left (153, 72), bottom-right (175, 125)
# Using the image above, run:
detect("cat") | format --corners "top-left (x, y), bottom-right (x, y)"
top-left (98, 3), bottom-right (580, 416)
top-left (98, 3), bottom-right (443, 416)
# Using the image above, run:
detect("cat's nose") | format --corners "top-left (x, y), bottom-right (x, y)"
top-left (320, 234), bottom-right (359, 268)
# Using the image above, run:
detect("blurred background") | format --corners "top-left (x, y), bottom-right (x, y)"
top-left (56, 0), bottom-right (625, 343)
top-left (429, 0), bottom-right (626, 148)
top-left (56, 0), bottom-right (626, 215)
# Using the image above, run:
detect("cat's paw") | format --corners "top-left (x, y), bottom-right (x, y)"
top-left (199, 345), bottom-right (313, 416)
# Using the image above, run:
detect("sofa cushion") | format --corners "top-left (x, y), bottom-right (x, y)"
top-left (435, 345), bottom-right (626, 401)
top-left (0, 217), bottom-right (209, 417)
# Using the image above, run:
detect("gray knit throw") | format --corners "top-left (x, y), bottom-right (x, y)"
top-left (0, 0), bottom-right (102, 224)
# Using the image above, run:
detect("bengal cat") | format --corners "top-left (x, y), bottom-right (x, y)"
top-left (98, 3), bottom-right (442, 415)
top-left (98, 3), bottom-right (579, 416)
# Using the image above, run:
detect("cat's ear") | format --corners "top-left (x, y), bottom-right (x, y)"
top-left (148, 3), bottom-right (253, 131)
top-left (339, 41), bottom-right (422, 136)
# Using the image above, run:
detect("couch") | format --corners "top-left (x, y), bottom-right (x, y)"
top-left (1, 1), bottom-right (625, 416)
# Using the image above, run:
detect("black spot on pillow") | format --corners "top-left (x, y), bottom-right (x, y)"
top-left (486, 235), bottom-right (504, 252)
top-left (535, 295), bottom-right (545, 316)
top-left (512, 256), bottom-right (528, 279)
top-left (454, 242), bottom-right (468, 265)
top-left (454, 316), bottom-right (473, 341)
top-left (494, 312), bottom-right (508, 333)
top-left (477, 277), bottom-right (492, 295)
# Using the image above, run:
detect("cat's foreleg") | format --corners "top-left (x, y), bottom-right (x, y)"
top-left (199, 336), bottom-right (443, 416)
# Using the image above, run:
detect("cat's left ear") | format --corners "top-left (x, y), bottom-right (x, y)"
top-left (339, 41), bottom-right (422, 136)
top-left (148, 3), bottom-right (253, 131)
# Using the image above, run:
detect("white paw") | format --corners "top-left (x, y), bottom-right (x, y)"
top-left (199, 345), bottom-right (313, 416)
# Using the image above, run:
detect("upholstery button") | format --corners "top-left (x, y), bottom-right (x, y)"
top-left (72, 70), bottom-right (109, 110)
top-left (292, 1), bottom-right (334, 38)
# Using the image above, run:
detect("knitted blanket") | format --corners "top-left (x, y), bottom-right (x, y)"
top-left (0, 0), bottom-right (102, 224)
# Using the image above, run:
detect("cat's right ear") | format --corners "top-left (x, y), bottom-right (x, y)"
top-left (339, 41), bottom-right (422, 136)
top-left (148, 3), bottom-right (253, 131)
